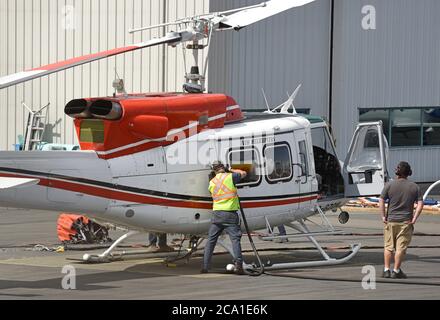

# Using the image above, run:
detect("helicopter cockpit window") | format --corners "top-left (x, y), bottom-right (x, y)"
top-left (80, 120), bottom-right (105, 143)
top-left (228, 148), bottom-right (261, 187)
top-left (264, 144), bottom-right (293, 183)
top-left (311, 127), bottom-right (344, 198)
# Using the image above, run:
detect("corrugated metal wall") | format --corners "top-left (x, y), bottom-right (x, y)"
top-left (0, 0), bottom-right (208, 150)
top-left (208, 0), bottom-right (331, 116)
top-left (332, 0), bottom-right (440, 182)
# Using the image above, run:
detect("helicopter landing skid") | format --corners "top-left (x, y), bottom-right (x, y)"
top-left (246, 218), bottom-right (361, 272)
top-left (255, 243), bottom-right (361, 271)
top-left (81, 231), bottom-right (202, 264)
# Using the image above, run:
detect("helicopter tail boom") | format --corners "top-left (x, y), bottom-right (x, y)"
top-left (0, 151), bottom-right (111, 214)
top-left (0, 177), bottom-right (40, 190)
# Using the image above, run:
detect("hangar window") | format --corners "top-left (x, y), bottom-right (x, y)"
top-left (359, 107), bottom-right (440, 147)
top-left (391, 109), bottom-right (421, 147)
top-left (359, 109), bottom-right (390, 142)
top-left (423, 108), bottom-right (440, 146)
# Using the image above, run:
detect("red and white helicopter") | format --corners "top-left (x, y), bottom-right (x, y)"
top-left (0, 0), bottom-right (389, 271)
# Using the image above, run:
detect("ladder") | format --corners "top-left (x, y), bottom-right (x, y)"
top-left (22, 102), bottom-right (50, 151)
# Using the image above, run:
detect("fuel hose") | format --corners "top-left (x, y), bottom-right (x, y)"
top-left (238, 197), bottom-right (265, 276)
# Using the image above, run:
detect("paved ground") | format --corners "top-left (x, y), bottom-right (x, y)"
top-left (0, 207), bottom-right (439, 300)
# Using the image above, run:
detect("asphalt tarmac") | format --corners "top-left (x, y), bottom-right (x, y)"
top-left (0, 207), bottom-right (439, 300)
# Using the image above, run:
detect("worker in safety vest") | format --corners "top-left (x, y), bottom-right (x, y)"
top-left (201, 161), bottom-right (247, 274)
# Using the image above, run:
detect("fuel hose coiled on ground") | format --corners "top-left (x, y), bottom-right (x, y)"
top-left (238, 197), bottom-right (265, 276)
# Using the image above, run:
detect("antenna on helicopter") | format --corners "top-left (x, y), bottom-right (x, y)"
top-left (280, 84), bottom-right (301, 114)
top-left (261, 88), bottom-right (271, 113)
top-left (264, 83), bottom-right (302, 114)
top-left (112, 69), bottom-right (127, 98)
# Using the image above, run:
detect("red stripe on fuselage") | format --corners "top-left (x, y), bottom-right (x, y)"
top-left (243, 196), bottom-right (318, 208)
top-left (0, 172), bottom-right (317, 209)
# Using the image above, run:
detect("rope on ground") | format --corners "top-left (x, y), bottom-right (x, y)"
top-left (25, 244), bottom-right (65, 252)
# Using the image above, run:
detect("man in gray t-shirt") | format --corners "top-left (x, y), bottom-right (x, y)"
top-left (381, 178), bottom-right (422, 223)
top-left (379, 162), bottom-right (424, 279)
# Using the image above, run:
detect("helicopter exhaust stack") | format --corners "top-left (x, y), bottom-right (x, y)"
top-left (89, 100), bottom-right (123, 121)
top-left (64, 99), bottom-right (91, 119)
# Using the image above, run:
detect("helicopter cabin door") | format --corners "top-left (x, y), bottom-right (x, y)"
top-left (292, 129), bottom-right (316, 208)
top-left (343, 121), bottom-right (389, 198)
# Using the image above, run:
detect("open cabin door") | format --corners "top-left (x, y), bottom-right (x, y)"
top-left (343, 122), bottom-right (389, 198)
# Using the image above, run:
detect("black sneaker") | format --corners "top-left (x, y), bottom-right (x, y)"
top-left (234, 264), bottom-right (245, 275)
top-left (200, 269), bottom-right (209, 274)
top-left (391, 270), bottom-right (407, 279)
top-left (382, 270), bottom-right (391, 278)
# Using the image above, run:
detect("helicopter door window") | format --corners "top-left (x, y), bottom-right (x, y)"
top-left (347, 127), bottom-right (383, 172)
top-left (298, 140), bottom-right (309, 176)
top-left (264, 144), bottom-right (293, 183)
top-left (346, 125), bottom-right (386, 185)
top-left (228, 148), bottom-right (261, 187)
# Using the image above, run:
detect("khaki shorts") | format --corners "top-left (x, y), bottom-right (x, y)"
top-left (384, 222), bottom-right (414, 253)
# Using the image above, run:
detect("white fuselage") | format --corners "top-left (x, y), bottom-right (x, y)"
top-left (0, 114), bottom-right (324, 235)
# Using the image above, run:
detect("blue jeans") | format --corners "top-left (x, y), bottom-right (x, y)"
top-left (277, 225), bottom-right (286, 236)
top-left (148, 233), bottom-right (167, 247)
top-left (203, 212), bottom-right (243, 270)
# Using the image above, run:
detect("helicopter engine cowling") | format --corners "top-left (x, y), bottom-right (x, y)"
top-left (65, 93), bottom-right (243, 159)
top-left (129, 115), bottom-right (169, 139)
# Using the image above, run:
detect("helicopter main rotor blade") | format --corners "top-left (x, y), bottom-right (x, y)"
top-left (217, 0), bottom-right (315, 30)
top-left (0, 33), bottom-right (181, 90)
